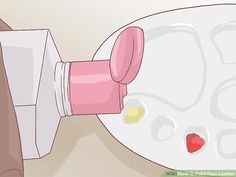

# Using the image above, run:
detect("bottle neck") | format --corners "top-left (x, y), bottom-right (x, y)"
top-left (54, 62), bottom-right (72, 117)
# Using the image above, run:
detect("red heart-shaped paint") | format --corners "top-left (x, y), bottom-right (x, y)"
top-left (186, 133), bottom-right (205, 153)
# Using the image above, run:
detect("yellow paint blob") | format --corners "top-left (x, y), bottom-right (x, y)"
top-left (124, 106), bottom-right (145, 124)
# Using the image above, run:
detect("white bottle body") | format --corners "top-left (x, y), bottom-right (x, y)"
top-left (0, 30), bottom-right (63, 159)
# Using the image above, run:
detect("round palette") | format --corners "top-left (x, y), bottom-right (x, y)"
top-left (94, 4), bottom-right (236, 170)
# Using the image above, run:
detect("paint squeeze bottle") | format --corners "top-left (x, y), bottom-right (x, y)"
top-left (0, 27), bottom-right (144, 159)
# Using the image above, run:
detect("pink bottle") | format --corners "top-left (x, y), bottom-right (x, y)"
top-left (56, 27), bottom-right (144, 116)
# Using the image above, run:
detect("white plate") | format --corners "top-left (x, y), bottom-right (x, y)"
top-left (94, 4), bottom-right (236, 170)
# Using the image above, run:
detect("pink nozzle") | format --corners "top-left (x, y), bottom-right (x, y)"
top-left (110, 27), bottom-right (144, 84)
top-left (70, 27), bottom-right (144, 115)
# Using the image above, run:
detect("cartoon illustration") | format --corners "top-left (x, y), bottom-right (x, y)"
top-left (1, 3), bottom-right (236, 177)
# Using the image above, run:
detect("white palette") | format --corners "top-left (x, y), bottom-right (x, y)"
top-left (94, 4), bottom-right (236, 170)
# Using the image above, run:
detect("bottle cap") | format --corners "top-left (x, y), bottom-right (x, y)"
top-left (70, 27), bottom-right (144, 115)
